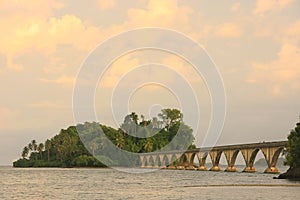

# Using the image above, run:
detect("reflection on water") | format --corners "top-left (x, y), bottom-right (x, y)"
top-left (0, 166), bottom-right (299, 200)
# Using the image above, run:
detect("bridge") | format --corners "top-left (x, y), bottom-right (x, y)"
top-left (139, 141), bottom-right (287, 173)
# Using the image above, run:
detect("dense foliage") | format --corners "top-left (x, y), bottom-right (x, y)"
top-left (286, 122), bottom-right (300, 168)
top-left (13, 109), bottom-right (195, 168)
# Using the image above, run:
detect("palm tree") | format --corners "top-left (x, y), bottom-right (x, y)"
top-left (31, 140), bottom-right (38, 160)
top-left (22, 146), bottom-right (29, 159)
top-left (45, 139), bottom-right (51, 161)
top-left (28, 143), bottom-right (33, 151)
top-left (130, 112), bottom-right (139, 135)
top-left (38, 143), bottom-right (44, 160)
top-left (130, 112), bottom-right (139, 124)
top-left (32, 140), bottom-right (37, 152)
top-left (143, 138), bottom-right (153, 152)
top-left (115, 133), bottom-right (125, 148)
top-left (152, 117), bottom-right (158, 129)
top-left (90, 140), bottom-right (99, 156)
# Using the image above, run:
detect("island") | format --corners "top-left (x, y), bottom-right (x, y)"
top-left (277, 121), bottom-right (300, 179)
top-left (13, 108), bottom-right (195, 168)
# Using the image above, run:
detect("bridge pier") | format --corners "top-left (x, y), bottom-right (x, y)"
top-left (196, 152), bottom-right (208, 171)
top-left (209, 150), bottom-right (222, 171)
top-left (197, 166), bottom-right (208, 171)
top-left (165, 154), bottom-right (182, 169)
top-left (261, 147), bottom-right (284, 174)
top-left (264, 167), bottom-right (279, 173)
top-left (224, 150), bottom-right (239, 172)
top-left (184, 152), bottom-right (196, 170)
top-left (241, 149), bottom-right (259, 173)
top-left (225, 166), bottom-right (237, 172)
top-left (243, 166), bottom-right (256, 173)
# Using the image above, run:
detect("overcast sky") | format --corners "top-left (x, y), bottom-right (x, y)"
top-left (1, 0), bottom-right (300, 165)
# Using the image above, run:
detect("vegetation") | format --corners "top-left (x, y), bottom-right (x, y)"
top-left (285, 122), bottom-right (300, 168)
top-left (13, 108), bottom-right (195, 168)
top-left (278, 120), bottom-right (300, 179)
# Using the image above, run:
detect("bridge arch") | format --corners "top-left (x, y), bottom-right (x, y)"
top-left (260, 146), bottom-right (285, 173)
top-left (141, 156), bottom-right (148, 168)
top-left (178, 154), bottom-right (188, 168)
top-left (154, 155), bottom-right (161, 168)
top-left (148, 156), bottom-right (155, 167)
top-left (209, 150), bottom-right (223, 171)
top-left (196, 151), bottom-right (209, 170)
top-left (166, 154), bottom-right (179, 169)
top-left (161, 155), bottom-right (169, 167)
top-left (241, 148), bottom-right (260, 172)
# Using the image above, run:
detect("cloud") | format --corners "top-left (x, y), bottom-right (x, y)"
top-left (39, 75), bottom-right (75, 87)
top-left (29, 101), bottom-right (67, 109)
top-left (0, 107), bottom-right (18, 130)
top-left (214, 23), bottom-right (242, 38)
top-left (253, 0), bottom-right (294, 15)
top-left (125, 0), bottom-right (192, 31)
top-left (0, 7), bottom-right (102, 71)
top-left (231, 2), bottom-right (241, 12)
top-left (0, 0), bottom-right (197, 72)
top-left (98, 0), bottom-right (115, 10)
top-left (247, 43), bottom-right (300, 96)
top-left (99, 54), bottom-right (140, 88)
top-left (286, 20), bottom-right (300, 40)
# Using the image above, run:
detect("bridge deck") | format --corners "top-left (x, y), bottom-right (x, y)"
top-left (142, 141), bottom-right (287, 155)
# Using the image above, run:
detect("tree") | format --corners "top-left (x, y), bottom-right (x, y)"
top-left (28, 143), bottom-right (33, 151)
top-left (45, 139), bottom-right (51, 161)
top-left (38, 143), bottom-right (44, 160)
top-left (130, 112), bottom-right (139, 124)
top-left (32, 140), bottom-right (37, 152)
top-left (90, 140), bottom-right (99, 156)
top-left (286, 122), bottom-right (300, 167)
top-left (152, 117), bottom-right (159, 129)
top-left (143, 138), bottom-right (154, 152)
top-left (115, 133), bottom-right (125, 148)
top-left (158, 108), bottom-right (183, 130)
top-left (22, 146), bottom-right (29, 159)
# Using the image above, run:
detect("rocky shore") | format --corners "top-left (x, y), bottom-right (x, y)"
top-left (276, 167), bottom-right (300, 179)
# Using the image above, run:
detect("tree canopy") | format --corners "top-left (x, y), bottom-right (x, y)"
top-left (13, 108), bottom-right (195, 168)
top-left (286, 121), bottom-right (300, 167)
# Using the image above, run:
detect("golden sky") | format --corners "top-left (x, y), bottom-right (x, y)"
top-left (0, 0), bottom-right (300, 164)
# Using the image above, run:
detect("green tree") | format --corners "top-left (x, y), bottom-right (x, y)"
top-left (38, 143), bottom-right (44, 160)
top-left (45, 139), bottom-right (51, 161)
top-left (32, 140), bottom-right (37, 152)
top-left (158, 108), bottom-right (183, 130)
top-left (28, 143), bottom-right (33, 152)
top-left (286, 122), bottom-right (300, 167)
top-left (115, 133), bottom-right (125, 148)
top-left (143, 138), bottom-right (154, 152)
top-left (22, 146), bottom-right (29, 159)
top-left (90, 140), bottom-right (99, 156)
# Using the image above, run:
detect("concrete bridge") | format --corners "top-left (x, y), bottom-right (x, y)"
top-left (139, 141), bottom-right (287, 173)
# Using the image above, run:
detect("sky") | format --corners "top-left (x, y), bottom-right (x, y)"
top-left (0, 0), bottom-right (300, 165)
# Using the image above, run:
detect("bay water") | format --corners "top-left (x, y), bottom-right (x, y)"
top-left (1, 166), bottom-right (299, 200)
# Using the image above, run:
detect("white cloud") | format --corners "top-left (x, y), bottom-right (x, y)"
top-left (29, 101), bottom-right (67, 109)
top-left (214, 23), bottom-right (242, 38)
top-left (247, 43), bottom-right (300, 96)
top-left (0, 107), bottom-right (18, 130)
top-left (0, 10), bottom-right (102, 71)
top-left (231, 2), bottom-right (241, 12)
top-left (98, 0), bottom-right (115, 10)
top-left (39, 75), bottom-right (75, 87)
top-left (253, 0), bottom-right (294, 15)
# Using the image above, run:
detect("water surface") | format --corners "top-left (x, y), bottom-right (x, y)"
top-left (1, 166), bottom-right (299, 200)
